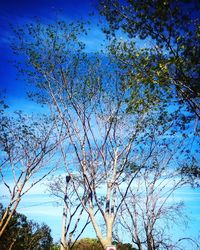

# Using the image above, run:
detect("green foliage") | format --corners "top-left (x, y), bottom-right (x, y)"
top-left (73, 238), bottom-right (103, 250)
top-left (0, 92), bottom-right (9, 116)
top-left (49, 243), bottom-right (60, 250)
top-left (73, 238), bottom-right (136, 250)
top-left (180, 158), bottom-right (200, 188)
top-left (107, 39), bottom-right (172, 114)
top-left (113, 241), bottom-right (137, 250)
top-left (0, 203), bottom-right (53, 250)
top-left (99, 0), bottom-right (200, 117)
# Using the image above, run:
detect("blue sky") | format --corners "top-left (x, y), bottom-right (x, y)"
top-left (0, 0), bottom-right (101, 109)
top-left (0, 0), bottom-right (105, 242)
top-left (0, 0), bottom-right (200, 247)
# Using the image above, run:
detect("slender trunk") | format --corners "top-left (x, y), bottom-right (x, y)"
top-left (147, 236), bottom-right (153, 250)
top-left (138, 244), bottom-right (143, 250)
top-left (89, 210), bottom-right (105, 246)
top-left (136, 239), bottom-right (143, 250)
top-left (60, 205), bottom-right (67, 250)
top-left (105, 219), bottom-right (113, 246)
top-left (60, 196), bottom-right (68, 250)
top-left (0, 198), bottom-right (21, 238)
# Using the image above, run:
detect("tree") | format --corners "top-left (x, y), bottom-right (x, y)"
top-left (48, 175), bottom-right (96, 250)
top-left (11, 20), bottom-right (198, 249)
top-left (99, 0), bottom-right (200, 118)
top-left (73, 238), bottom-right (136, 250)
top-left (0, 107), bottom-right (61, 237)
top-left (116, 167), bottom-right (189, 250)
top-left (73, 238), bottom-right (102, 250)
top-left (0, 203), bottom-right (53, 250)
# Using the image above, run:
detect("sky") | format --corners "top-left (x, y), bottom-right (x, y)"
top-left (0, 0), bottom-right (200, 247)
top-left (0, 0), bottom-right (102, 110)
top-left (0, 0), bottom-right (104, 242)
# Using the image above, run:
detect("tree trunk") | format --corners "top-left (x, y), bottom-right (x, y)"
top-left (100, 218), bottom-right (113, 249)
top-left (60, 204), bottom-right (67, 250)
top-left (88, 210), bottom-right (113, 250)
top-left (136, 240), bottom-right (143, 250)
top-left (147, 237), bottom-right (153, 250)
top-left (105, 220), bottom-right (112, 246)
top-left (0, 197), bottom-right (21, 238)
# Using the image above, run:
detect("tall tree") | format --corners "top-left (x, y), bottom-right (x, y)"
top-left (99, 0), bottom-right (200, 118)
top-left (11, 19), bottom-right (198, 249)
top-left (0, 107), bottom-right (61, 237)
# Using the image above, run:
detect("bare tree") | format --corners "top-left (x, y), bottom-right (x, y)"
top-left (0, 111), bottom-right (62, 237)
top-left (116, 165), bottom-right (197, 250)
top-left (48, 174), bottom-right (97, 250)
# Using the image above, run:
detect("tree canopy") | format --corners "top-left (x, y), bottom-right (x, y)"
top-left (1, 2), bottom-right (199, 247)
top-left (99, 0), bottom-right (200, 118)
top-left (8, 17), bottom-right (200, 249)
top-left (0, 203), bottom-right (53, 250)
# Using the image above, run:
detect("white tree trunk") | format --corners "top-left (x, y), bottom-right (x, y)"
top-left (60, 204), bottom-right (67, 250)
